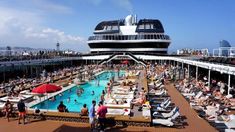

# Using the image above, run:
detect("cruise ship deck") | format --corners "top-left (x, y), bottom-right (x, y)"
top-left (0, 70), bottom-right (217, 132)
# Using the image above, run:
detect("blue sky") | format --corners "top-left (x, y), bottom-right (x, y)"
top-left (0, 0), bottom-right (234, 52)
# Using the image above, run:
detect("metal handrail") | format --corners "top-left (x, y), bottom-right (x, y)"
top-left (88, 34), bottom-right (170, 41)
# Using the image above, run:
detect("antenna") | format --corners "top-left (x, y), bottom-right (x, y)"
top-left (56, 41), bottom-right (60, 51)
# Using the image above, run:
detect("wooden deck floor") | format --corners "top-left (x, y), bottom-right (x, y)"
top-left (163, 82), bottom-right (217, 132)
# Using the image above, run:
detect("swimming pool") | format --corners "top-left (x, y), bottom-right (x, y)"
top-left (31, 71), bottom-right (125, 112)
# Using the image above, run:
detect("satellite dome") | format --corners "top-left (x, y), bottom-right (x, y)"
top-left (220, 40), bottom-right (231, 47)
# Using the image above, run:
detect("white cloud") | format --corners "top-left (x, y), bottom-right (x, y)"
top-left (0, 7), bottom-right (88, 52)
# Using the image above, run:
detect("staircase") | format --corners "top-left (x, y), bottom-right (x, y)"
top-left (98, 52), bottom-right (147, 67)
top-left (98, 53), bottom-right (117, 65)
top-left (126, 52), bottom-right (147, 66)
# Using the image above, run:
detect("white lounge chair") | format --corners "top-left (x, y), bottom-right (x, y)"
top-left (153, 107), bottom-right (178, 118)
top-left (152, 111), bottom-right (180, 127)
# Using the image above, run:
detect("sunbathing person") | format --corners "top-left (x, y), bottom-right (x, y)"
top-left (205, 102), bottom-right (219, 120)
top-left (218, 114), bottom-right (235, 122)
top-left (131, 96), bottom-right (145, 106)
top-left (224, 98), bottom-right (235, 108)
top-left (149, 89), bottom-right (162, 94)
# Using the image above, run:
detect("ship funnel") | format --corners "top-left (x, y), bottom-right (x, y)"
top-left (125, 15), bottom-right (133, 26)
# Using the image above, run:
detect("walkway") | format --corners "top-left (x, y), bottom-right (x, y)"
top-left (0, 119), bottom-right (157, 132)
top-left (164, 82), bottom-right (217, 132)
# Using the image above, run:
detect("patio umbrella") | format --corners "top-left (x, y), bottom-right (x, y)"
top-left (121, 60), bottom-right (129, 64)
top-left (32, 84), bottom-right (62, 94)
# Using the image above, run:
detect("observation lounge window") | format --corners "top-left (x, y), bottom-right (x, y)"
top-left (139, 25), bottom-right (145, 29)
top-left (145, 24), bottom-right (151, 29)
top-left (154, 34), bottom-right (157, 39)
top-left (118, 36), bottom-right (122, 40)
top-left (106, 26), bottom-right (112, 30)
top-left (163, 35), bottom-right (166, 39)
top-left (157, 35), bottom-right (160, 39)
top-left (112, 26), bottom-right (118, 30)
top-left (144, 34), bottom-right (147, 39)
top-left (121, 35), bottom-right (124, 40)
top-left (140, 34), bottom-right (144, 39)
top-left (147, 34), bottom-right (151, 39)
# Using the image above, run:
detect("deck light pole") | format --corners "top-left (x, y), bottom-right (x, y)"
top-left (228, 74), bottom-right (231, 95)
top-left (208, 68), bottom-right (211, 88)
top-left (188, 64), bottom-right (190, 81)
top-left (196, 65), bottom-right (198, 82)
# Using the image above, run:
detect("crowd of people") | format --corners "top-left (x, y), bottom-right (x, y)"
top-left (2, 61), bottom-right (233, 130)
top-left (149, 62), bottom-right (235, 129)
top-left (0, 64), bottom-right (103, 123)
top-left (56, 100), bottom-right (108, 131)
top-left (0, 66), bottom-right (81, 97)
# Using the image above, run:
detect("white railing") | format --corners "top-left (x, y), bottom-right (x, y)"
top-left (213, 47), bottom-right (235, 57)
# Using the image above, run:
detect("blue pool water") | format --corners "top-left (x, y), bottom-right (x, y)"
top-left (31, 71), bottom-right (124, 112)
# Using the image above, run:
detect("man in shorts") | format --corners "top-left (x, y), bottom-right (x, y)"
top-left (89, 100), bottom-right (96, 131)
top-left (17, 99), bottom-right (26, 124)
top-left (97, 101), bottom-right (108, 131)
